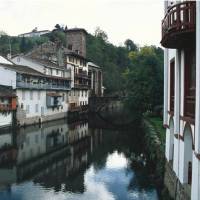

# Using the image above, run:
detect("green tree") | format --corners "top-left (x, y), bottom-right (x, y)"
top-left (124, 46), bottom-right (163, 115)
top-left (94, 27), bottom-right (108, 42)
top-left (124, 39), bottom-right (138, 52)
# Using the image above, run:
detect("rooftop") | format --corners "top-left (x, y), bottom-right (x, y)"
top-left (0, 63), bottom-right (71, 81)
top-left (65, 28), bottom-right (87, 35)
top-left (88, 62), bottom-right (101, 69)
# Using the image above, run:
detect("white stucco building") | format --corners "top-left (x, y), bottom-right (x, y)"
top-left (0, 57), bottom-right (17, 128)
top-left (162, 1), bottom-right (200, 199)
top-left (66, 52), bottom-right (89, 111)
top-left (0, 59), bottom-right (71, 126)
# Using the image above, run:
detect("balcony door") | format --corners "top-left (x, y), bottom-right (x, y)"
top-left (184, 49), bottom-right (196, 119)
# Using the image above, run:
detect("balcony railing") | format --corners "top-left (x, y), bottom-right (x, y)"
top-left (74, 71), bottom-right (89, 79)
top-left (0, 104), bottom-right (14, 111)
top-left (17, 81), bottom-right (70, 90)
top-left (161, 1), bottom-right (196, 48)
top-left (74, 83), bottom-right (89, 89)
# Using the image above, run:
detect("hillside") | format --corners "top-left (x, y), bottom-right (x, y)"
top-left (0, 29), bottom-right (163, 107)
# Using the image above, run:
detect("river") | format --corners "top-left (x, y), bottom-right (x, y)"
top-left (0, 113), bottom-right (159, 200)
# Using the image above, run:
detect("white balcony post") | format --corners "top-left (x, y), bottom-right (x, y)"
top-left (163, 0), bottom-right (169, 127)
top-left (173, 49), bottom-right (181, 177)
top-left (163, 48), bottom-right (169, 126)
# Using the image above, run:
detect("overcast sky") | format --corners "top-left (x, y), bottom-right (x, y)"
top-left (0, 0), bottom-right (164, 47)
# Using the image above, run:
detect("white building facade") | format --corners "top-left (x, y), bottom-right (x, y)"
top-left (66, 53), bottom-right (89, 112)
top-left (162, 1), bottom-right (200, 199)
top-left (0, 62), bottom-right (71, 126)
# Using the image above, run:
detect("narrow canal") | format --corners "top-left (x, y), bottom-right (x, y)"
top-left (0, 112), bottom-right (159, 200)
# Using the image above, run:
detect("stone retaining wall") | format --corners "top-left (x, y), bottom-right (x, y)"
top-left (164, 161), bottom-right (191, 200)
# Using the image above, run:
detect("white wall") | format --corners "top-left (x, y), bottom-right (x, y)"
top-left (12, 56), bottom-right (45, 74)
top-left (0, 66), bottom-right (16, 88)
top-left (17, 89), bottom-right (69, 118)
top-left (0, 113), bottom-right (12, 127)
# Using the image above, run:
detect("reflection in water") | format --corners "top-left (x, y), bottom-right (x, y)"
top-left (0, 116), bottom-right (159, 200)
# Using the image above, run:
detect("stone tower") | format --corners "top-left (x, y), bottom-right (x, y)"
top-left (65, 28), bottom-right (87, 57)
top-left (65, 28), bottom-right (87, 58)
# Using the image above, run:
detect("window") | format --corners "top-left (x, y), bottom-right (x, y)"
top-left (26, 105), bottom-right (30, 114)
top-left (38, 91), bottom-right (40, 100)
top-left (69, 56), bottom-right (74, 63)
top-left (30, 91), bottom-right (33, 100)
top-left (184, 49), bottom-right (196, 118)
top-left (82, 90), bottom-right (84, 97)
top-left (56, 69), bottom-right (59, 75)
top-left (170, 60), bottom-right (175, 112)
top-left (68, 44), bottom-right (72, 50)
top-left (85, 91), bottom-right (87, 97)
top-left (22, 91), bottom-right (25, 100)
top-left (35, 104), bottom-right (38, 113)
top-left (62, 93), bottom-right (65, 101)
top-left (48, 68), bottom-right (52, 75)
top-left (80, 60), bottom-right (83, 66)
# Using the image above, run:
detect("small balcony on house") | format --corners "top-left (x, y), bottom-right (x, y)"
top-left (0, 86), bottom-right (17, 112)
top-left (16, 75), bottom-right (71, 91)
top-left (74, 83), bottom-right (89, 90)
top-left (0, 97), bottom-right (17, 112)
top-left (74, 70), bottom-right (89, 79)
top-left (161, 1), bottom-right (196, 48)
top-left (0, 103), bottom-right (15, 112)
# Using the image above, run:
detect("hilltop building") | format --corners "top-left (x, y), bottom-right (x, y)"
top-left (18, 28), bottom-right (50, 38)
top-left (66, 28), bottom-right (87, 58)
top-left (161, 1), bottom-right (199, 199)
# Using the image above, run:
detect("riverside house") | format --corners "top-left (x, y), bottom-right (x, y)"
top-left (161, 1), bottom-right (200, 199)
top-left (0, 60), bottom-right (71, 126)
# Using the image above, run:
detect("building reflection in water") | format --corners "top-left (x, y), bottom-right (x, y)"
top-left (0, 119), bottom-right (103, 194)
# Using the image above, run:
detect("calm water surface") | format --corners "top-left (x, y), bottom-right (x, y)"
top-left (0, 114), bottom-right (159, 200)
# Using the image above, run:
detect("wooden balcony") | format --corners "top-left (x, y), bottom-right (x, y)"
top-left (0, 103), bottom-right (15, 111)
top-left (74, 83), bottom-right (89, 90)
top-left (74, 71), bottom-right (89, 79)
top-left (161, 1), bottom-right (196, 48)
